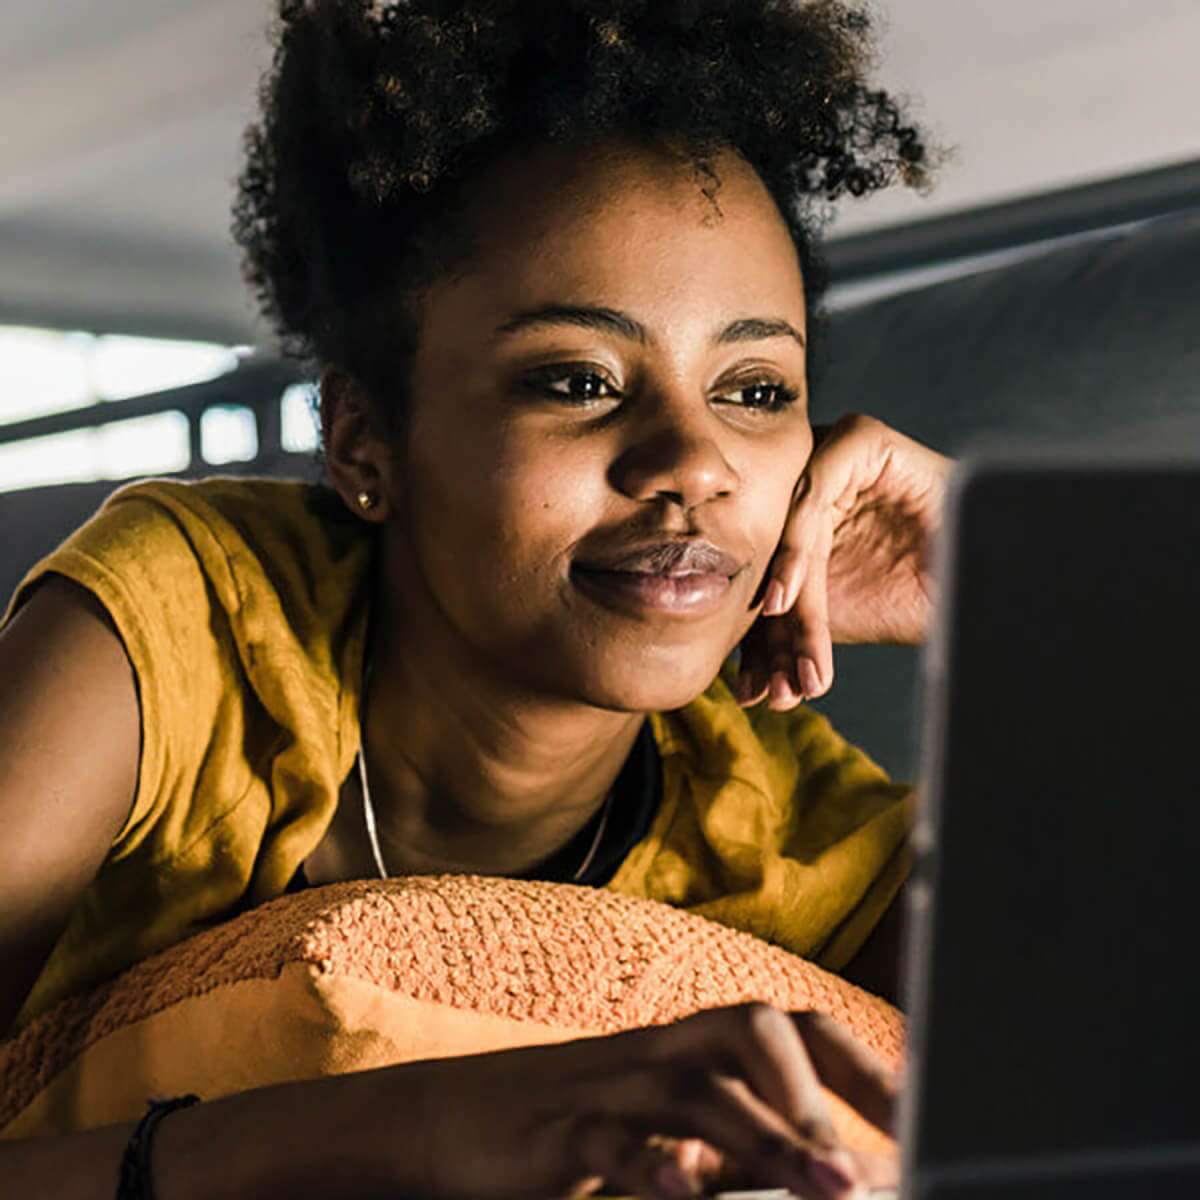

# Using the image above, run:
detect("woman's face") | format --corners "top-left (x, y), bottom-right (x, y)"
top-left (387, 138), bottom-right (813, 712)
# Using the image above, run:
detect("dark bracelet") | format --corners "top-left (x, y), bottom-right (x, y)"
top-left (116, 1094), bottom-right (200, 1200)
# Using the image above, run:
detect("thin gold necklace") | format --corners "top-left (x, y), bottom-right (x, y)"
top-left (356, 644), bottom-right (615, 881)
top-left (356, 745), bottom-right (614, 882)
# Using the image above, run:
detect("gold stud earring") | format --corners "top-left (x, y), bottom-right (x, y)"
top-left (356, 490), bottom-right (377, 512)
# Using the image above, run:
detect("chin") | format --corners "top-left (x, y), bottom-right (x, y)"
top-left (574, 652), bottom-right (732, 713)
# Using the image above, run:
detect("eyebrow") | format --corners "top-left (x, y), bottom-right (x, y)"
top-left (492, 304), bottom-right (805, 349)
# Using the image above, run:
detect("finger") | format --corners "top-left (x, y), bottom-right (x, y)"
top-left (790, 1012), bottom-right (900, 1137)
top-left (631, 1007), bottom-right (858, 1189)
top-left (649, 1136), bottom-right (734, 1194)
top-left (799, 414), bottom-right (888, 518)
top-left (847, 1148), bottom-right (900, 1192)
top-left (762, 495), bottom-right (833, 701)
top-left (759, 471), bottom-right (835, 700)
top-left (785, 515), bottom-right (834, 700)
top-left (637, 1007), bottom-right (834, 1138)
top-left (769, 413), bottom-right (888, 624)
top-left (765, 616), bottom-right (805, 711)
top-left (675, 1136), bottom-right (725, 1182)
top-left (735, 616), bottom-right (802, 711)
top-left (584, 1061), bottom-right (859, 1199)
top-left (625, 1137), bottom-right (713, 1200)
top-left (733, 621), bottom-right (771, 707)
top-left (683, 1073), bottom-right (859, 1200)
top-left (572, 1115), bottom-right (686, 1200)
top-left (695, 1004), bottom-right (843, 1152)
top-left (762, 473), bottom-right (820, 619)
top-left (643, 1135), bottom-right (713, 1177)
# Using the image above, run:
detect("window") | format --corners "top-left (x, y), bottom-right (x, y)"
top-left (0, 412), bottom-right (191, 493)
top-left (200, 405), bottom-right (258, 465)
top-left (280, 382), bottom-right (320, 454)
top-left (0, 326), bottom-right (240, 493)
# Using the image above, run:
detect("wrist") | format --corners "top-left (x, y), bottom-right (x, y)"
top-left (151, 1068), bottom-right (411, 1200)
top-left (119, 1095), bottom-right (200, 1199)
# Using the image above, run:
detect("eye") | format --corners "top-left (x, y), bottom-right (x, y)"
top-left (523, 367), bottom-right (621, 406)
top-left (718, 378), bottom-right (802, 414)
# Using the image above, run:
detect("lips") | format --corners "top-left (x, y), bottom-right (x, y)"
top-left (572, 563), bottom-right (734, 617)
top-left (574, 538), bottom-right (745, 578)
top-left (571, 536), bottom-right (747, 618)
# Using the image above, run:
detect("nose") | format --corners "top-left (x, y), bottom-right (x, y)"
top-left (610, 393), bottom-right (740, 512)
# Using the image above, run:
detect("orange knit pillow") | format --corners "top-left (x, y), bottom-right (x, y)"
top-left (0, 875), bottom-right (903, 1157)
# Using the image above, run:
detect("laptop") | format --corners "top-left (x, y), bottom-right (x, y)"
top-left (720, 447), bottom-right (1200, 1200)
top-left (898, 447), bottom-right (1200, 1198)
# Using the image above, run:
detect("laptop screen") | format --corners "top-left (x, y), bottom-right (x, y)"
top-left (902, 457), bottom-right (1200, 1193)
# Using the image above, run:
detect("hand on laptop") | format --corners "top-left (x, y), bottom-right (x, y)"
top-left (736, 413), bottom-right (950, 709)
top-left (391, 1003), bottom-right (897, 1200)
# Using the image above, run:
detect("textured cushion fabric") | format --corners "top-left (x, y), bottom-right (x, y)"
top-left (0, 876), bottom-right (902, 1159)
top-left (808, 210), bottom-right (1200, 781)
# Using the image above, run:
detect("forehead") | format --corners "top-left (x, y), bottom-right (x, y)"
top-left (427, 139), bottom-right (806, 331)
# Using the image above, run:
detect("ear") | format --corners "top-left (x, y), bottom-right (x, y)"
top-left (319, 366), bottom-right (395, 524)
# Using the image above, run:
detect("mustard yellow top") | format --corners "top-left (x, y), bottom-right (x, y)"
top-left (2, 477), bottom-right (915, 1029)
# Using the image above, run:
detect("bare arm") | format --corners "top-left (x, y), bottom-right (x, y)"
top-left (0, 1070), bottom-right (401, 1200)
top-left (1, 1001), bottom-right (900, 1199)
top-left (0, 584), bottom-right (419, 1195)
top-left (0, 575), bottom-right (141, 1035)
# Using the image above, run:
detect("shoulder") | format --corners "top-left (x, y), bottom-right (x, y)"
top-left (2, 475), bottom-right (376, 839)
top-left (7, 475), bottom-right (375, 641)
top-left (96, 475), bottom-right (369, 573)
top-left (651, 659), bottom-right (902, 801)
top-left (643, 662), bottom-right (916, 973)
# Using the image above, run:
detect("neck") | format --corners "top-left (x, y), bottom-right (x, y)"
top-left (356, 555), bottom-right (646, 878)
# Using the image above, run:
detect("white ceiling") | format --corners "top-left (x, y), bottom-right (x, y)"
top-left (1, 0), bottom-right (1197, 346)
top-left (835, 0), bottom-right (1200, 235)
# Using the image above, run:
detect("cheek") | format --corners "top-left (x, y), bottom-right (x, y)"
top-left (404, 421), bottom-right (600, 603)
top-left (748, 430), bottom-right (812, 555)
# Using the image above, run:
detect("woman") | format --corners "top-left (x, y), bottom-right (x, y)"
top-left (0, 1), bottom-right (949, 1196)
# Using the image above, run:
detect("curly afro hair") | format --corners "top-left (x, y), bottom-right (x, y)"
top-left (233, 0), bottom-right (930, 425)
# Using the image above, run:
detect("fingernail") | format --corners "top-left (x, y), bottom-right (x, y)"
top-left (806, 1147), bottom-right (864, 1195)
top-left (764, 579), bottom-right (785, 615)
top-left (797, 656), bottom-right (823, 698)
top-left (675, 1138), bottom-right (704, 1173)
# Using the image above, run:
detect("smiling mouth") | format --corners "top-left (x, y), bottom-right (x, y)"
top-left (570, 564), bottom-right (735, 617)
